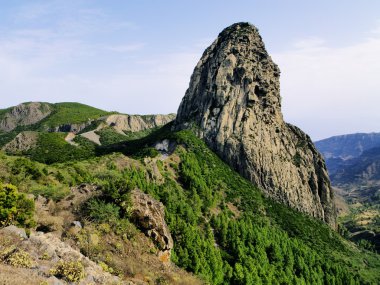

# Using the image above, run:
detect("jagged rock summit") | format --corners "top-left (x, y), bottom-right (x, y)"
top-left (175, 22), bottom-right (336, 227)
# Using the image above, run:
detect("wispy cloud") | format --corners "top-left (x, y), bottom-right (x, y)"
top-left (273, 23), bottom-right (380, 140)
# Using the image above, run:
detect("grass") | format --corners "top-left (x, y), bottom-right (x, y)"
top-left (39, 102), bottom-right (110, 128)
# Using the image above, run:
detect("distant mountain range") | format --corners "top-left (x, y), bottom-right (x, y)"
top-left (315, 133), bottom-right (380, 160)
top-left (316, 133), bottom-right (380, 252)
top-left (315, 133), bottom-right (380, 187)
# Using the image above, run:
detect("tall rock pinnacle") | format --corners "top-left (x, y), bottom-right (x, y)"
top-left (175, 22), bottom-right (336, 227)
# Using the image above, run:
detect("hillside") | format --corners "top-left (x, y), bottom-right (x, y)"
top-left (1, 125), bottom-right (379, 284)
top-left (0, 102), bottom-right (175, 163)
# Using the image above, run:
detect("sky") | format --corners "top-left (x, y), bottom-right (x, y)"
top-left (0, 1), bottom-right (379, 140)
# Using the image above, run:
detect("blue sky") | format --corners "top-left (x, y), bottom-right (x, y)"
top-left (0, 0), bottom-right (379, 140)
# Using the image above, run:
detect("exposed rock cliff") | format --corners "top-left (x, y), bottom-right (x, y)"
top-left (130, 189), bottom-right (173, 261)
top-left (175, 22), bottom-right (336, 227)
top-left (0, 102), bottom-right (52, 132)
top-left (2, 131), bottom-right (38, 153)
top-left (104, 114), bottom-right (176, 134)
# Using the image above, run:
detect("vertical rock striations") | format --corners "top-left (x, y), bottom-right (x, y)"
top-left (175, 22), bottom-right (336, 227)
top-left (0, 102), bottom-right (52, 132)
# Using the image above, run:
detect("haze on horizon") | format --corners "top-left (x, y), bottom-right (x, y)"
top-left (1, 0), bottom-right (379, 141)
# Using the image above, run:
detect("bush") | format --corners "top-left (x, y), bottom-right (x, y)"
top-left (0, 182), bottom-right (35, 227)
top-left (50, 260), bottom-right (85, 282)
top-left (6, 250), bottom-right (33, 268)
top-left (30, 184), bottom-right (70, 201)
top-left (84, 198), bottom-right (120, 223)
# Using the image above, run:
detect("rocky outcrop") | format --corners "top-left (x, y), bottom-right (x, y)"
top-left (51, 114), bottom-right (175, 135)
top-left (130, 189), bottom-right (173, 258)
top-left (0, 102), bottom-right (52, 132)
top-left (104, 114), bottom-right (176, 134)
top-left (175, 22), bottom-right (336, 227)
top-left (49, 122), bottom-right (91, 133)
top-left (0, 226), bottom-right (136, 285)
top-left (2, 131), bottom-right (38, 153)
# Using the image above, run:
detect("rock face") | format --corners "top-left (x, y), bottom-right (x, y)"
top-left (130, 189), bottom-right (173, 256)
top-left (2, 131), bottom-right (38, 153)
top-left (51, 122), bottom-right (90, 133)
top-left (104, 114), bottom-right (176, 134)
top-left (0, 227), bottom-right (133, 285)
top-left (0, 102), bottom-right (52, 132)
top-left (175, 22), bottom-right (336, 227)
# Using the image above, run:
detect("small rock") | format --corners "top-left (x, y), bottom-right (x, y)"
top-left (46, 276), bottom-right (65, 285)
top-left (1, 225), bottom-right (28, 239)
top-left (71, 221), bottom-right (82, 228)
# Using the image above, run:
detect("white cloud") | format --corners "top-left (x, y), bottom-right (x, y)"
top-left (272, 27), bottom-right (380, 140)
top-left (106, 43), bottom-right (145, 53)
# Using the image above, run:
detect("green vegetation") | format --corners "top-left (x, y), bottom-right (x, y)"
top-left (83, 198), bottom-right (120, 223)
top-left (0, 102), bottom-right (110, 148)
top-left (40, 102), bottom-right (109, 128)
top-left (90, 127), bottom-right (380, 284)
top-left (6, 250), bottom-right (33, 268)
top-left (0, 107), bottom-right (11, 121)
top-left (50, 260), bottom-right (85, 282)
top-left (0, 129), bottom-right (21, 148)
top-left (0, 124), bottom-right (379, 284)
top-left (0, 182), bottom-right (34, 228)
top-left (123, 127), bottom-right (158, 140)
top-left (28, 132), bottom-right (95, 164)
top-left (96, 127), bottom-right (128, 145)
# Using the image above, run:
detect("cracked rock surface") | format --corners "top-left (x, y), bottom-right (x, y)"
top-left (175, 22), bottom-right (336, 227)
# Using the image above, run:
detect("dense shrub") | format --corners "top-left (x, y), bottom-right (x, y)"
top-left (50, 260), bottom-right (85, 282)
top-left (0, 182), bottom-right (34, 228)
top-left (29, 133), bottom-right (95, 164)
top-left (84, 198), bottom-right (120, 223)
top-left (96, 127), bottom-right (128, 145)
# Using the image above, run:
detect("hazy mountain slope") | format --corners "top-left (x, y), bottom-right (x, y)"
top-left (332, 147), bottom-right (380, 185)
top-left (315, 133), bottom-right (380, 160)
top-left (315, 133), bottom-right (380, 177)
top-left (315, 133), bottom-right (380, 253)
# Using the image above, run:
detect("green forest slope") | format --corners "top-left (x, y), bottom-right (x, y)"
top-left (0, 124), bottom-right (379, 284)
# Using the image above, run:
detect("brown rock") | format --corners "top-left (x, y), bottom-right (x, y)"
top-left (130, 189), bottom-right (173, 255)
